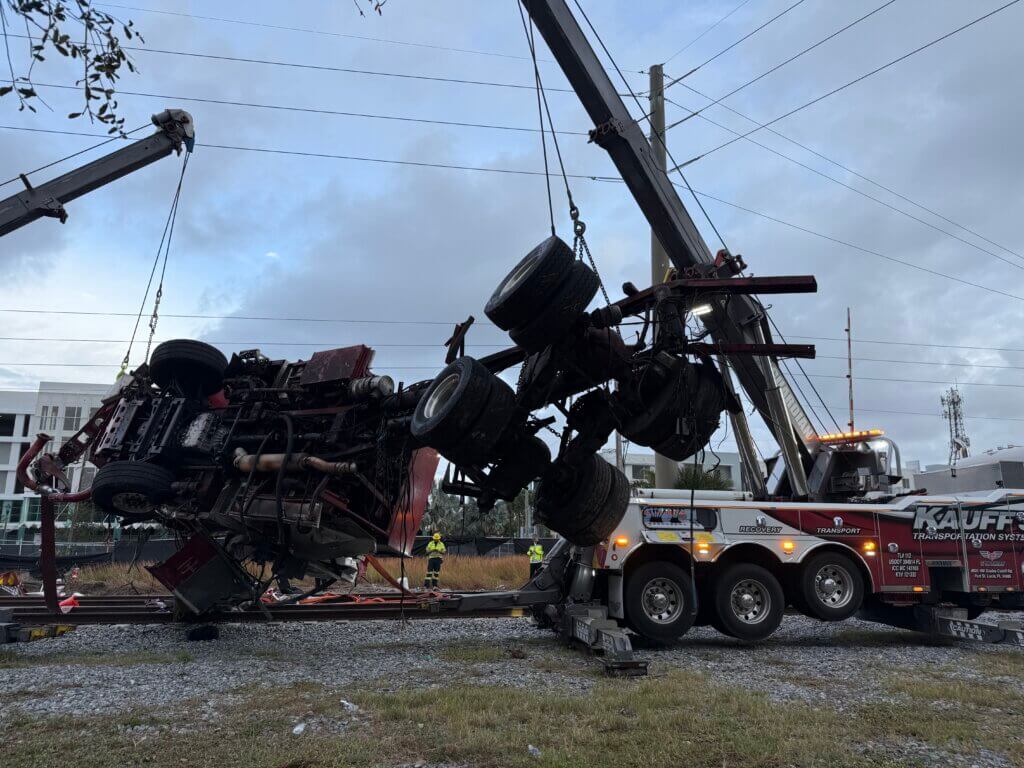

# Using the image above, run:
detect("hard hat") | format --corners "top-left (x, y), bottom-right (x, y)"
top-left (432, 532), bottom-right (442, 541)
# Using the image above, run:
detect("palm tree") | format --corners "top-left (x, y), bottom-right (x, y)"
top-left (673, 464), bottom-right (732, 491)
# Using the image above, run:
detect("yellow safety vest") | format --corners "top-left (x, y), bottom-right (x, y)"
top-left (426, 540), bottom-right (446, 557)
top-left (527, 544), bottom-right (544, 563)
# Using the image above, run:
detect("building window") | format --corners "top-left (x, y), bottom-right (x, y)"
top-left (25, 498), bottom-right (41, 523)
top-left (39, 405), bottom-right (58, 431)
top-left (21, 414), bottom-right (29, 437)
top-left (0, 414), bottom-right (14, 437)
top-left (1, 443), bottom-right (15, 465)
top-left (0, 470), bottom-right (7, 494)
top-left (63, 406), bottom-right (83, 432)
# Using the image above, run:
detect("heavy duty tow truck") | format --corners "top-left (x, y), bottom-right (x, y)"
top-left (3, 1), bottom-right (1021, 671)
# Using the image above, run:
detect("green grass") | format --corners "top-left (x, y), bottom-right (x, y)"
top-left (0, 649), bottom-right (189, 669)
top-left (3, 663), bottom-right (1022, 768)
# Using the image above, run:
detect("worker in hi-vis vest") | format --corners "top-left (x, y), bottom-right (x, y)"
top-left (424, 532), bottom-right (446, 589)
top-left (527, 537), bottom-right (544, 578)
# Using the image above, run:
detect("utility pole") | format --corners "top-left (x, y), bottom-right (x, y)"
top-left (845, 307), bottom-right (854, 432)
top-left (649, 63), bottom-right (676, 489)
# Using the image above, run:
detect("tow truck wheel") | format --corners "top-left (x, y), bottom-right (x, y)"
top-left (91, 461), bottom-right (175, 521)
top-left (508, 261), bottom-right (599, 352)
top-left (149, 339), bottom-right (228, 397)
top-left (536, 454), bottom-right (629, 545)
top-left (625, 561), bottom-right (696, 643)
top-left (485, 235), bottom-right (575, 330)
top-left (798, 551), bottom-right (865, 621)
top-left (711, 563), bottom-right (785, 642)
top-left (411, 357), bottom-right (515, 465)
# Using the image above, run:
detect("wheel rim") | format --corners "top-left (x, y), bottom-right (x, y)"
top-left (423, 373), bottom-right (460, 419)
top-left (813, 563), bottom-right (854, 609)
top-left (729, 579), bottom-right (771, 624)
top-left (641, 577), bottom-right (683, 624)
top-left (498, 251), bottom-right (540, 299)
top-left (110, 491), bottom-right (153, 515)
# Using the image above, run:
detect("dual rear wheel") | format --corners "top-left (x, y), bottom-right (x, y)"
top-left (625, 550), bottom-right (866, 644)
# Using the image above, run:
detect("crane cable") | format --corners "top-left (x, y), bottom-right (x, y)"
top-left (118, 151), bottom-right (191, 378)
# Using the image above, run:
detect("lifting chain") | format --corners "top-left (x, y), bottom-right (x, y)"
top-left (569, 204), bottom-right (611, 308)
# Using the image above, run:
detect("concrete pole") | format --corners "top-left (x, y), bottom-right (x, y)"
top-left (649, 64), bottom-right (677, 489)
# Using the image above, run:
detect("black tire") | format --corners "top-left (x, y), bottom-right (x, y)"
top-left (536, 454), bottom-right (629, 545)
top-left (149, 339), bottom-right (228, 397)
top-left (711, 563), bottom-right (785, 642)
top-left (485, 236), bottom-right (575, 331)
top-left (509, 261), bottom-right (599, 352)
top-left (624, 561), bottom-right (696, 644)
top-left (91, 461), bottom-right (175, 520)
top-left (798, 551), bottom-right (865, 621)
top-left (412, 357), bottom-right (515, 465)
top-left (487, 435), bottom-right (551, 499)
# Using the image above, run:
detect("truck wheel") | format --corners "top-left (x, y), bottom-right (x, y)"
top-left (625, 561), bottom-right (696, 643)
top-left (509, 261), bottom-right (599, 352)
top-left (91, 461), bottom-right (175, 520)
top-left (536, 454), bottom-right (629, 545)
top-left (485, 236), bottom-right (575, 330)
top-left (411, 357), bottom-right (515, 465)
top-left (149, 339), bottom-right (228, 397)
top-left (798, 551), bottom-right (865, 621)
top-left (711, 563), bottom-right (785, 642)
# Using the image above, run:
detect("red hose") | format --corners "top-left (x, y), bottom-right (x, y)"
top-left (16, 433), bottom-right (93, 502)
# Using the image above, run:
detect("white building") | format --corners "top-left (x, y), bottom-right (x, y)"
top-left (600, 449), bottom-right (745, 490)
top-left (0, 381), bottom-right (110, 543)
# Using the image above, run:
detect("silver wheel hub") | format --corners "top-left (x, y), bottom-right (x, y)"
top-left (814, 564), bottom-right (853, 608)
top-left (641, 577), bottom-right (683, 625)
top-left (498, 252), bottom-right (539, 299)
top-left (423, 373), bottom-right (460, 419)
top-left (730, 579), bottom-right (770, 624)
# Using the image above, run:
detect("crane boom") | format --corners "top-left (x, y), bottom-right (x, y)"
top-left (521, 0), bottom-right (816, 495)
top-left (0, 109), bottom-right (194, 238)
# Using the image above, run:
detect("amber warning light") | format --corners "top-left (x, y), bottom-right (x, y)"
top-left (818, 428), bottom-right (884, 444)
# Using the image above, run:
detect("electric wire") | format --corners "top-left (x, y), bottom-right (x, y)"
top-left (665, 0), bottom-right (809, 86)
top-left (670, 0), bottom-right (1023, 169)
top-left (666, 0), bottom-right (896, 112)
top-left (5, 124), bottom-right (1024, 305)
top-left (96, 1), bottom-right (554, 63)
top-left (664, 93), bottom-right (1024, 272)
top-left (662, 0), bottom-right (754, 65)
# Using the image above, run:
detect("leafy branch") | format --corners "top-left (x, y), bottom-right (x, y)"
top-left (0, 0), bottom-right (140, 133)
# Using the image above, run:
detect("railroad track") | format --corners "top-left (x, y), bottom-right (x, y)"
top-left (0, 592), bottom-right (527, 625)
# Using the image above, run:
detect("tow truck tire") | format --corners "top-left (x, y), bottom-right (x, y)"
top-left (91, 461), bottom-right (175, 520)
top-left (798, 551), bottom-right (865, 621)
top-left (411, 357), bottom-right (514, 465)
top-left (536, 454), bottom-right (628, 545)
top-left (509, 261), bottom-right (599, 352)
top-left (624, 561), bottom-right (696, 643)
top-left (710, 563), bottom-right (785, 642)
top-left (149, 339), bottom-right (228, 397)
top-left (485, 236), bottom-right (575, 330)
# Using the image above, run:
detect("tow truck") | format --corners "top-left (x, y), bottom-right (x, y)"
top-left (4, 1), bottom-right (1021, 670)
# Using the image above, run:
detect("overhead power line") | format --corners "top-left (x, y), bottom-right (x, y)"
top-left (4, 32), bottom-right (591, 95)
top-left (662, 0), bottom-right (755, 65)
top-left (30, 82), bottom-right (588, 137)
top-left (5, 123), bottom-right (1024, 306)
top-left (96, 2), bottom-right (552, 64)
top-left (790, 335), bottom-right (1024, 354)
top-left (670, 0), bottom-right (1023, 167)
top-left (815, 355), bottom-right (1024, 371)
top-left (808, 404), bottom-right (1024, 424)
top-left (667, 0), bottom-right (897, 128)
top-left (664, 93), bottom-right (1024, 272)
top-left (807, 373), bottom-right (1024, 390)
top-left (665, 0), bottom-right (809, 83)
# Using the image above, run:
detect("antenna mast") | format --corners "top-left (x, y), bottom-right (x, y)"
top-left (941, 385), bottom-right (970, 469)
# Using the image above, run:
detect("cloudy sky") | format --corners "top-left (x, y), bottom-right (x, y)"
top-left (1, 0), bottom-right (1022, 468)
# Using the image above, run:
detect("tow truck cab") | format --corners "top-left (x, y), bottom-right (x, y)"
top-left (594, 488), bottom-right (1024, 643)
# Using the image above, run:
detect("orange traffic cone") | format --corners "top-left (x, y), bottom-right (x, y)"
top-left (58, 595), bottom-right (79, 614)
